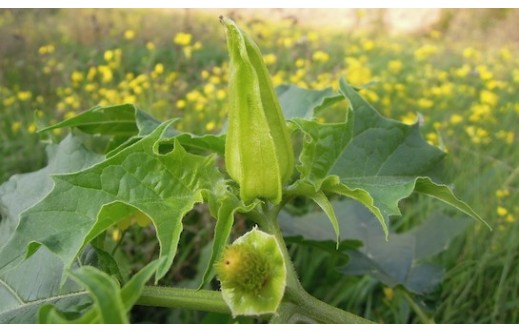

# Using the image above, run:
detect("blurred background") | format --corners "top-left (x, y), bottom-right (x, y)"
top-left (0, 8), bottom-right (518, 323)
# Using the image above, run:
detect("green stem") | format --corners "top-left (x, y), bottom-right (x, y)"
top-left (285, 287), bottom-right (372, 324)
top-left (136, 286), bottom-right (230, 314)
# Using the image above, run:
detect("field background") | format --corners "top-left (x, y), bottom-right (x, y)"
top-left (0, 8), bottom-right (518, 323)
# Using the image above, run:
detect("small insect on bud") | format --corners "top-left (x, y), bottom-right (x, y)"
top-left (215, 227), bottom-right (286, 316)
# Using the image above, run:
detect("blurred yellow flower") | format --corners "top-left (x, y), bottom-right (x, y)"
top-left (71, 71), bottom-right (84, 83)
top-left (418, 98), bottom-right (433, 109)
top-left (387, 60), bottom-right (403, 73)
top-left (426, 132), bottom-right (438, 145)
top-left (38, 44), bottom-right (55, 55)
top-left (414, 44), bottom-right (437, 61)
top-left (216, 89), bottom-right (226, 100)
top-left (3, 96), bottom-right (15, 107)
top-left (176, 99), bottom-right (186, 109)
top-left (463, 47), bottom-right (478, 59)
top-left (174, 32), bottom-right (192, 46)
top-left (17, 91), bottom-right (32, 101)
top-left (430, 30), bottom-right (441, 39)
top-left (154, 63), bottom-right (164, 75)
top-left (454, 64), bottom-right (471, 78)
top-left (124, 29), bottom-right (135, 40)
top-left (312, 51), bottom-right (330, 62)
top-left (307, 32), bottom-right (318, 42)
top-left (480, 90), bottom-right (498, 106)
top-left (98, 65), bottom-right (113, 83)
top-left (497, 206), bottom-right (508, 217)
top-left (400, 112), bottom-right (417, 125)
top-left (205, 121), bottom-right (216, 131)
top-left (263, 53), bottom-right (277, 65)
top-left (64, 111), bottom-right (77, 119)
top-left (183, 46), bottom-right (192, 59)
top-left (496, 188), bottom-right (510, 198)
top-left (27, 123), bottom-right (37, 133)
top-left (363, 39), bottom-right (374, 51)
top-left (87, 67), bottom-right (97, 81)
top-left (203, 83), bottom-right (215, 95)
top-left (450, 114), bottom-right (463, 125)
top-left (476, 65), bottom-right (493, 81)
top-left (11, 121), bottom-right (22, 133)
top-left (146, 42), bottom-right (155, 51)
top-left (383, 287), bottom-right (394, 301)
top-left (104, 50), bottom-right (114, 62)
top-left (499, 47), bottom-right (512, 61)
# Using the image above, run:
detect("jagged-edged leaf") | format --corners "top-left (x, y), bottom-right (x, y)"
top-left (38, 104), bottom-right (138, 136)
top-left (0, 122), bottom-right (222, 282)
top-left (279, 200), bottom-right (472, 294)
top-left (0, 135), bottom-right (103, 247)
top-left (276, 84), bottom-right (341, 120)
top-left (292, 78), bottom-right (486, 236)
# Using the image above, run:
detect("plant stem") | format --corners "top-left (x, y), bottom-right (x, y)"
top-left (285, 287), bottom-right (373, 324)
top-left (136, 286), bottom-right (230, 314)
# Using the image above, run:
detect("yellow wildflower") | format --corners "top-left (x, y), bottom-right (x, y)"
top-left (312, 51), bottom-right (330, 63)
top-left (124, 29), bottom-right (135, 40)
top-left (263, 54), bottom-right (277, 66)
top-left (174, 32), bottom-right (192, 46)
top-left (497, 206), bottom-right (508, 217)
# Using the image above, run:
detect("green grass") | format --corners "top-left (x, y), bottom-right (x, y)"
top-left (0, 8), bottom-right (518, 323)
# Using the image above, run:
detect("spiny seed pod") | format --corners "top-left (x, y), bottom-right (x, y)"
top-left (221, 16), bottom-right (294, 204)
top-left (215, 227), bottom-right (286, 316)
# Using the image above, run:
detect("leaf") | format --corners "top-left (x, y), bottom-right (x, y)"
top-left (200, 189), bottom-right (258, 288)
top-left (0, 135), bottom-right (103, 247)
top-left (0, 247), bottom-right (88, 323)
top-left (136, 109), bottom-right (225, 155)
top-left (69, 266), bottom-right (128, 323)
top-left (307, 191), bottom-right (340, 247)
top-left (0, 122), bottom-right (222, 282)
top-left (39, 260), bottom-right (160, 324)
top-left (279, 200), bottom-right (472, 294)
top-left (38, 104), bottom-right (138, 136)
top-left (276, 84), bottom-right (341, 120)
top-left (292, 78), bottom-right (487, 237)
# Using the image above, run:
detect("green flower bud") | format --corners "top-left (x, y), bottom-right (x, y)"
top-left (221, 17), bottom-right (294, 204)
top-left (215, 227), bottom-right (286, 316)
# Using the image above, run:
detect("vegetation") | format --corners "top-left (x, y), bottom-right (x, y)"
top-left (0, 9), bottom-right (518, 323)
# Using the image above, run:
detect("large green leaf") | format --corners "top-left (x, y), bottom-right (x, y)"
top-left (0, 122), bottom-right (222, 281)
top-left (292, 78), bottom-right (487, 236)
top-left (0, 135), bottom-right (103, 246)
top-left (279, 200), bottom-right (472, 294)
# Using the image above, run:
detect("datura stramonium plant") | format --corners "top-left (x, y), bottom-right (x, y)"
top-left (221, 16), bottom-right (294, 204)
top-left (215, 227), bottom-right (286, 316)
